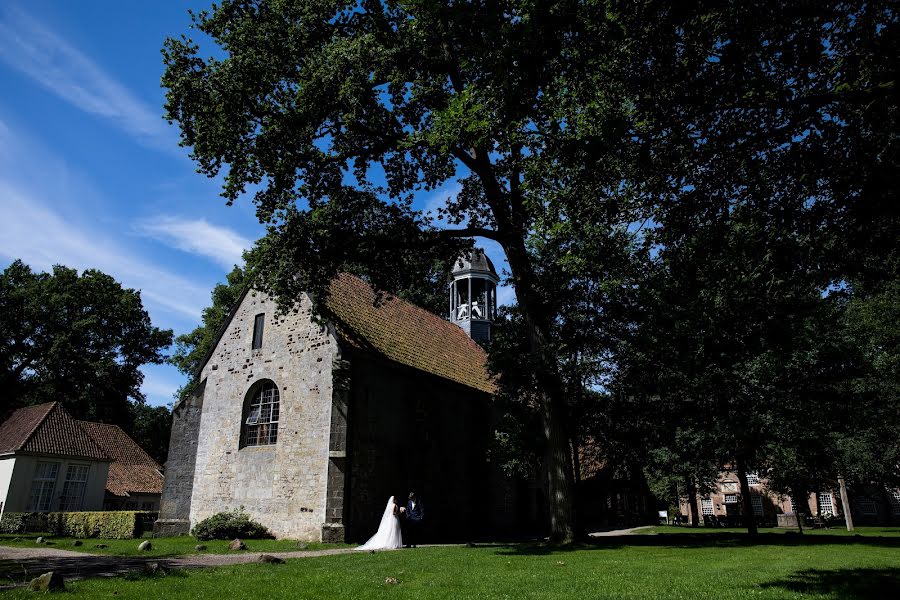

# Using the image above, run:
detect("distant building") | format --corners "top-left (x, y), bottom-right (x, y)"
top-left (678, 470), bottom-right (900, 527)
top-left (0, 402), bottom-right (163, 514)
top-left (79, 421), bottom-right (164, 511)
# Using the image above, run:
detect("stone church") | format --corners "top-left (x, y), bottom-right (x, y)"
top-left (156, 252), bottom-right (534, 542)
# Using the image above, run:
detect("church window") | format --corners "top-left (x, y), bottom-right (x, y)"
top-left (252, 314), bottom-right (265, 349)
top-left (243, 380), bottom-right (280, 446)
top-left (28, 462), bottom-right (59, 512)
top-left (701, 497), bottom-right (713, 515)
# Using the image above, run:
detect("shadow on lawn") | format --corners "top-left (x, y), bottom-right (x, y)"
top-left (493, 532), bottom-right (900, 555)
top-left (758, 568), bottom-right (900, 599)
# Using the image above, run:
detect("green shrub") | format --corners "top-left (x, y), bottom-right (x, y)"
top-left (0, 511), bottom-right (152, 538)
top-left (191, 508), bottom-right (272, 541)
top-left (0, 512), bottom-right (30, 534)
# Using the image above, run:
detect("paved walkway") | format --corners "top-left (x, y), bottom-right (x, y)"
top-left (1, 528), bottom-right (643, 587)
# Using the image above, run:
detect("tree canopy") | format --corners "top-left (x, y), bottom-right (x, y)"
top-left (0, 260), bottom-right (173, 458)
top-left (163, 0), bottom-right (897, 539)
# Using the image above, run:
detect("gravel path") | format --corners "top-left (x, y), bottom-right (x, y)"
top-left (1, 530), bottom-right (644, 587)
top-left (0, 545), bottom-right (362, 588)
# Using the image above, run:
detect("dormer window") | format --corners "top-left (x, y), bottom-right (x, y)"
top-left (252, 313), bottom-right (265, 349)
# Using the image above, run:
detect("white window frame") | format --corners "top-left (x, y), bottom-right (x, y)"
top-left (746, 472), bottom-right (760, 486)
top-left (244, 381), bottom-right (280, 446)
top-left (856, 496), bottom-right (877, 516)
top-left (58, 464), bottom-right (90, 512)
top-left (28, 462), bottom-right (60, 512)
top-left (751, 495), bottom-right (764, 516)
top-left (701, 497), bottom-right (714, 516)
top-left (889, 489), bottom-right (900, 516)
top-left (818, 492), bottom-right (834, 517)
top-left (724, 494), bottom-right (738, 504)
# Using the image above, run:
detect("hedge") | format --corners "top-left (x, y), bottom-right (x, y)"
top-left (0, 511), bottom-right (155, 538)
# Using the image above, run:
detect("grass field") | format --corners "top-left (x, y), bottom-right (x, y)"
top-left (0, 533), bottom-right (347, 557)
top-left (2, 529), bottom-right (899, 599)
top-left (637, 525), bottom-right (900, 537)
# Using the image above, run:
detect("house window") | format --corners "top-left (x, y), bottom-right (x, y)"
top-left (59, 464), bottom-right (90, 511)
top-left (28, 462), bottom-right (59, 512)
top-left (142, 501), bottom-right (155, 510)
top-left (746, 473), bottom-right (760, 486)
top-left (701, 497), bottom-right (714, 515)
top-left (889, 489), bottom-right (900, 515)
top-left (751, 495), bottom-right (764, 516)
top-left (857, 497), bottom-right (877, 516)
top-left (724, 494), bottom-right (738, 504)
top-left (243, 380), bottom-right (280, 446)
top-left (818, 492), bottom-right (834, 517)
top-left (252, 313), bottom-right (265, 349)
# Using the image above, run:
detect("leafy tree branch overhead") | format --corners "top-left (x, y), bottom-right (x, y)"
top-left (162, 0), bottom-right (897, 540)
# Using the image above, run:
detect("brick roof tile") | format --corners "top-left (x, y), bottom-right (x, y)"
top-left (0, 402), bottom-right (107, 460)
top-left (78, 422), bottom-right (164, 497)
top-left (324, 274), bottom-right (496, 394)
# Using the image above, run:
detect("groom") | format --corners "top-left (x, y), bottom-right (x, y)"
top-left (403, 492), bottom-right (424, 548)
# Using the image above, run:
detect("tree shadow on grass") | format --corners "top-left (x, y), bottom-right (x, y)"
top-left (493, 532), bottom-right (900, 555)
top-left (758, 568), bottom-right (900, 599)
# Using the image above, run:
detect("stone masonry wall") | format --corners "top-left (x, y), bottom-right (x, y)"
top-left (154, 381), bottom-right (204, 537)
top-left (189, 291), bottom-right (338, 540)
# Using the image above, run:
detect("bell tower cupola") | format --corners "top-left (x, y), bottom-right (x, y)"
top-left (450, 248), bottom-right (499, 344)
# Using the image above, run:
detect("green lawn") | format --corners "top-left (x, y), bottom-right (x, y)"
top-left (636, 525), bottom-right (900, 537)
top-left (3, 534), bottom-right (900, 599)
top-left (0, 533), bottom-right (348, 557)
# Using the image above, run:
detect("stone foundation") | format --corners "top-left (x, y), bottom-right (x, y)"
top-left (153, 519), bottom-right (191, 537)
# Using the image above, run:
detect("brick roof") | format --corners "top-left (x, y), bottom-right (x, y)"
top-left (78, 421), bottom-right (164, 497)
top-left (0, 402), bottom-right (108, 460)
top-left (324, 274), bottom-right (496, 394)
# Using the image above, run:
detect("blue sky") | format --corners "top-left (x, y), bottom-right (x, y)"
top-left (0, 1), bottom-right (511, 408)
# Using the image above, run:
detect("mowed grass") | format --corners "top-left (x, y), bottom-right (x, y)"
top-left (637, 525), bottom-right (900, 537)
top-left (4, 534), bottom-right (900, 599)
top-left (0, 533), bottom-right (348, 557)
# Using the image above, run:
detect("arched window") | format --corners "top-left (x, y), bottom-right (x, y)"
top-left (242, 380), bottom-right (280, 446)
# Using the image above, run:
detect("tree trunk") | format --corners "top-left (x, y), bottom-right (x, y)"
top-left (504, 241), bottom-right (577, 544)
top-left (838, 476), bottom-right (854, 532)
top-left (686, 480), bottom-right (700, 527)
top-left (736, 460), bottom-right (758, 536)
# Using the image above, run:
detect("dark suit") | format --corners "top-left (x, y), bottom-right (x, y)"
top-left (404, 499), bottom-right (425, 547)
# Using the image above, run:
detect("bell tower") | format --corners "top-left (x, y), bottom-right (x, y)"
top-left (449, 248), bottom-right (499, 344)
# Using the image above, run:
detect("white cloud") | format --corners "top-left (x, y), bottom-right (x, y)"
top-left (140, 365), bottom-right (181, 407)
top-left (0, 6), bottom-right (176, 152)
top-left (422, 182), bottom-right (465, 228)
top-left (136, 216), bottom-right (251, 269)
top-left (0, 183), bottom-right (208, 320)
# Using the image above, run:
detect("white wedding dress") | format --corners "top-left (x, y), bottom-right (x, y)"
top-left (356, 496), bottom-right (403, 551)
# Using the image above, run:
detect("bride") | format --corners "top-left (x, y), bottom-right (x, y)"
top-left (356, 496), bottom-right (403, 551)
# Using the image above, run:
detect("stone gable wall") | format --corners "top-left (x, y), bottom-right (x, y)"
top-left (189, 291), bottom-right (338, 540)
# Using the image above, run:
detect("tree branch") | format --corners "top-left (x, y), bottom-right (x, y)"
top-left (435, 226), bottom-right (502, 241)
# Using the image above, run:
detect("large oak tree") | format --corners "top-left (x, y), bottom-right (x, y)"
top-left (162, 0), bottom-right (896, 540)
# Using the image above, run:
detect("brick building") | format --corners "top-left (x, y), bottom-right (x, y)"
top-left (678, 470), bottom-right (900, 527)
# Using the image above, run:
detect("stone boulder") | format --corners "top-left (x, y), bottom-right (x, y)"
top-left (228, 539), bottom-right (246, 551)
top-left (195, 544), bottom-right (207, 551)
top-left (138, 540), bottom-right (153, 552)
top-left (142, 561), bottom-right (170, 576)
top-left (257, 554), bottom-right (284, 564)
top-left (71, 540), bottom-right (83, 547)
top-left (34, 537), bottom-right (45, 544)
top-left (27, 572), bottom-right (64, 592)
